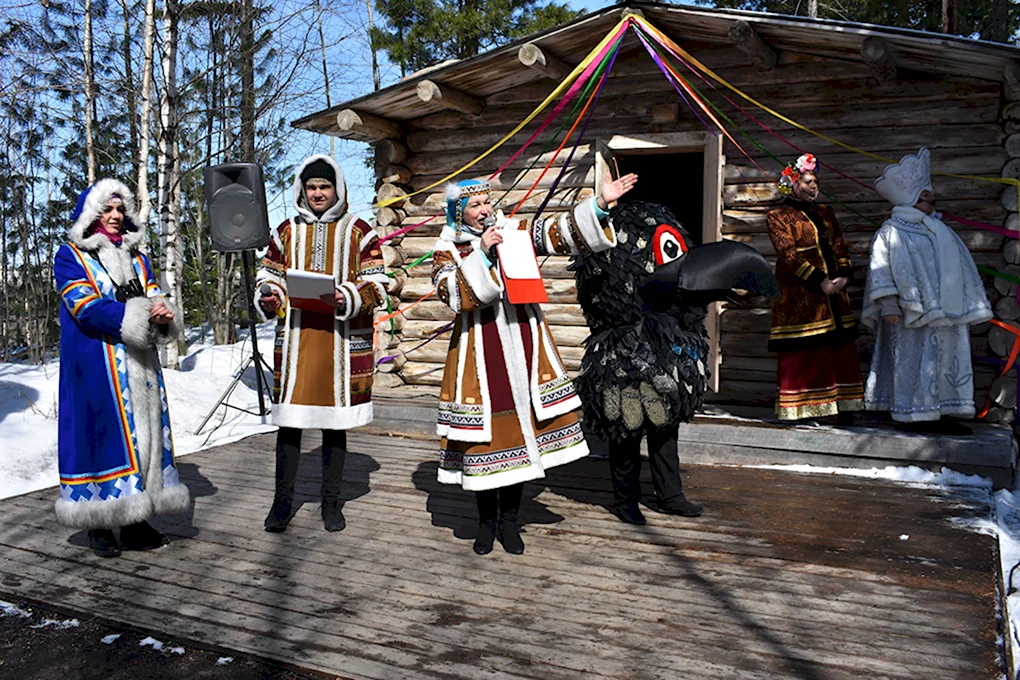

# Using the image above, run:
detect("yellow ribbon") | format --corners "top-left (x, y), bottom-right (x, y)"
top-left (377, 17), bottom-right (631, 209)
top-left (632, 15), bottom-right (1020, 208)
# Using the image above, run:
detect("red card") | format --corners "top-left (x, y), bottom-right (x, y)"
top-left (497, 230), bottom-right (548, 305)
top-left (290, 297), bottom-right (337, 316)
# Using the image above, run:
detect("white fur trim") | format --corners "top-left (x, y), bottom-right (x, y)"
top-left (292, 155), bottom-right (347, 224)
top-left (445, 183), bottom-right (462, 202)
top-left (120, 297), bottom-right (154, 349)
top-left (157, 297), bottom-right (185, 340)
top-left (459, 248), bottom-right (502, 305)
top-left (497, 302), bottom-right (542, 466)
top-left (124, 343), bottom-right (162, 498)
top-left (571, 197), bottom-right (617, 253)
top-left (54, 490), bottom-right (154, 530)
top-left (439, 460), bottom-right (547, 491)
top-left (337, 281), bottom-right (362, 320)
top-left (70, 178), bottom-right (146, 251)
top-left (151, 482), bottom-right (191, 515)
top-left (272, 402), bottom-right (373, 429)
top-left (360, 229), bottom-right (380, 250)
top-left (437, 272), bottom-right (461, 314)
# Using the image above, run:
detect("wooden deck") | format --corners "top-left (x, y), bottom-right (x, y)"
top-left (0, 431), bottom-right (1002, 679)
top-left (366, 388), bottom-right (1018, 488)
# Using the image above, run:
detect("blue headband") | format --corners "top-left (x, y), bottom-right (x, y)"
top-left (445, 179), bottom-right (491, 230)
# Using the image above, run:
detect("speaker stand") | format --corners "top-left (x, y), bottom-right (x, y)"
top-left (194, 251), bottom-right (274, 435)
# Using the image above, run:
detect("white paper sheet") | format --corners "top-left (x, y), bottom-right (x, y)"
top-left (497, 230), bottom-right (541, 280)
top-left (286, 269), bottom-right (335, 300)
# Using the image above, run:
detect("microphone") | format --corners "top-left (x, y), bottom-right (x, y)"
top-left (483, 214), bottom-right (499, 263)
top-left (260, 283), bottom-right (284, 319)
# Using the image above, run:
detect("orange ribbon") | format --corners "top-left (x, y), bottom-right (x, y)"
top-left (374, 288), bottom-right (434, 327)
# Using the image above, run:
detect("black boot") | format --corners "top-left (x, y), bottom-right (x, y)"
top-left (608, 431), bottom-right (644, 524)
top-left (647, 425), bottom-right (703, 517)
top-left (88, 529), bottom-right (121, 558)
top-left (120, 521), bottom-right (169, 550)
top-left (610, 503), bottom-right (647, 525)
top-left (321, 430), bottom-right (347, 532)
top-left (473, 490), bottom-right (498, 555)
top-left (265, 428), bottom-right (301, 533)
top-left (497, 483), bottom-right (525, 555)
top-left (656, 494), bottom-right (704, 517)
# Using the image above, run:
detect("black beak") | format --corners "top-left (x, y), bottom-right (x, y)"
top-left (639, 240), bottom-right (781, 307)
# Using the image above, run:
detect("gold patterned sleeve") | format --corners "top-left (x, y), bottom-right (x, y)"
top-left (767, 210), bottom-right (826, 290)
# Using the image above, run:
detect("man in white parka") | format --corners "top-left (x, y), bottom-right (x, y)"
top-left (863, 148), bottom-right (993, 434)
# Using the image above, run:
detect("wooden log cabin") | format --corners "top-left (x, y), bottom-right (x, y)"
top-left (293, 1), bottom-right (1020, 424)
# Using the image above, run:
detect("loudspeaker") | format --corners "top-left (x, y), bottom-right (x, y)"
top-left (205, 163), bottom-right (270, 252)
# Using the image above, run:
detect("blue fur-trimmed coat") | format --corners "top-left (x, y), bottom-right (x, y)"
top-left (54, 179), bottom-right (190, 529)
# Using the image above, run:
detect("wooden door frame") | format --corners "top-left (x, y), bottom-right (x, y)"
top-left (596, 131), bottom-right (725, 392)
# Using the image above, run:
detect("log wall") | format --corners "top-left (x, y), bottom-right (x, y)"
top-left (369, 39), bottom-right (1012, 419)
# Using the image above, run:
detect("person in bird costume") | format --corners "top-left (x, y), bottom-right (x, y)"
top-left (54, 179), bottom-right (189, 558)
top-left (574, 201), bottom-right (779, 525)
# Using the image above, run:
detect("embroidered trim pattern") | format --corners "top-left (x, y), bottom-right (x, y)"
top-left (536, 420), bottom-right (585, 456)
top-left (438, 401), bottom-right (485, 430)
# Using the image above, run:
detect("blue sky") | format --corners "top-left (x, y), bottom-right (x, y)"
top-left (268, 0), bottom-right (626, 227)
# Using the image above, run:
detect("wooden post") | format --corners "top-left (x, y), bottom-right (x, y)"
top-left (728, 20), bottom-right (777, 72)
top-left (376, 183), bottom-right (408, 208)
top-left (860, 37), bottom-right (898, 85)
top-left (518, 43), bottom-right (572, 81)
top-left (378, 165), bottom-right (412, 185)
top-left (375, 139), bottom-right (408, 166)
top-left (336, 109), bottom-right (402, 141)
top-left (416, 80), bottom-right (485, 115)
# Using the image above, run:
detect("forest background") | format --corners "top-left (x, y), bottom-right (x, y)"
top-left (0, 0), bottom-right (1014, 367)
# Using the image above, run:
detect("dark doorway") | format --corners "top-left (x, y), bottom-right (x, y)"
top-left (615, 152), bottom-right (704, 244)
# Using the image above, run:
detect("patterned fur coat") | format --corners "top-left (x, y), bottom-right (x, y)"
top-left (255, 155), bottom-right (388, 430)
top-left (54, 179), bottom-right (189, 529)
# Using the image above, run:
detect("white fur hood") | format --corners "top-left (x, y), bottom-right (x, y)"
top-left (292, 154), bottom-right (347, 224)
top-left (69, 178), bottom-right (146, 251)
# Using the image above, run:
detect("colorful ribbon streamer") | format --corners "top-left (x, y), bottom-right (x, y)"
top-left (376, 18), bottom-right (632, 208)
top-left (376, 321), bottom-right (455, 366)
top-left (631, 15), bottom-right (1020, 209)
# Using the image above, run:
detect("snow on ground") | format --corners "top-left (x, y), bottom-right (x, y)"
top-left (0, 322), bottom-right (278, 501)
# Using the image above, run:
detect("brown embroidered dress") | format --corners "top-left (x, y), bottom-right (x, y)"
top-left (432, 198), bottom-right (615, 491)
top-left (766, 200), bottom-right (864, 420)
top-left (255, 156), bottom-right (387, 430)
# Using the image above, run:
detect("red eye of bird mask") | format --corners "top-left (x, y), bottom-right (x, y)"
top-left (653, 224), bottom-right (688, 266)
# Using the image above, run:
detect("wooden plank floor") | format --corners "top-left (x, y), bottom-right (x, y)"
top-left (0, 432), bottom-right (1001, 679)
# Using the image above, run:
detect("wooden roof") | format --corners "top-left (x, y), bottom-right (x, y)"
top-left (293, 1), bottom-right (1020, 141)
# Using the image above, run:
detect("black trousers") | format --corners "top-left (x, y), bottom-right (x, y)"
top-left (606, 424), bottom-right (684, 508)
top-left (274, 427), bottom-right (346, 501)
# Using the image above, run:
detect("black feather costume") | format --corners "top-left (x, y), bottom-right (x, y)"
top-left (573, 201), bottom-right (778, 443)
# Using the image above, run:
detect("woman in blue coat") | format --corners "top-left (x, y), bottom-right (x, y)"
top-left (54, 179), bottom-right (189, 557)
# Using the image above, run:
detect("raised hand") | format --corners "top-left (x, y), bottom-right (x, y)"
top-left (598, 172), bottom-right (638, 209)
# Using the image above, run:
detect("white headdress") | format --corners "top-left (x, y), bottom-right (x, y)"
top-left (875, 148), bottom-right (934, 207)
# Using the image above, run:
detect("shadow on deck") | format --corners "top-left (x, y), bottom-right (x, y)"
top-left (0, 430), bottom-right (1003, 679)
